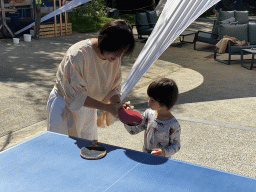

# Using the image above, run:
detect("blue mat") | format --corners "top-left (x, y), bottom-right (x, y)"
top-left (0, 131), bottom-right (255, 192)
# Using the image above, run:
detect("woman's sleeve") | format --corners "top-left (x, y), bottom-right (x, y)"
top-left (124, 110), bottom-right (148, 135)
top-left (61, 53), bottom-right (88, 112)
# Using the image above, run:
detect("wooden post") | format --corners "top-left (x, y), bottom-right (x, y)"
top-left (58, 0), bottom-right (62, 36)
top-left (34, 0), bottom-right (41, 39)
top-left (0, 0), bottom-right (14, 37)
top-left (54, 0), bottom-right (57, 36)
top-left (64, 11), bottom-right (68, 35)
top-left (63, 0), bottom-right (68, 35)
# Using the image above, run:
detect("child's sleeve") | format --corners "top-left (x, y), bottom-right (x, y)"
top-left (124, 110), bottom-right (148, 135)
top-left (164, 122), bottom-right (181, 157)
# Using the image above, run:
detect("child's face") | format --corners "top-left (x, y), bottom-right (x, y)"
top-left (148, 97), bottom-right (161, 110)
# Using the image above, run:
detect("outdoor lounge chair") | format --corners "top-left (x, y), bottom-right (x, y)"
top-left (193, 11), bottom-right (245, 50)
top-left (193, 20), bottom-right (219, 50)
top-left (214, 23), bottom-right (256, 65)
top-left (212, 11), bottom-right (253, 65)
top-left (133, 11), bottom-right (158, 39)
top-left (146, 10), bottom-right (158, 28)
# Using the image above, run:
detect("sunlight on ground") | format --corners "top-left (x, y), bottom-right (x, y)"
top-left (170, 67), bottom-right (204, 94)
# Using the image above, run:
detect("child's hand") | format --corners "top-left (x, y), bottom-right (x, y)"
top-left (123, 101), bottom-right (134, 110)
top-left (151, 148), bottom-right (166, 157)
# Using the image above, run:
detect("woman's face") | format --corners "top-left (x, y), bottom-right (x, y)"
top-left (102, 51), bottom-right (123, 62)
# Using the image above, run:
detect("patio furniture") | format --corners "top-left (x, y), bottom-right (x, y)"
top-left (133, 11), bottom-right (158, 39)
top-left (179, 30), bottom-right (197, 44)
top-left (133, 12), bottom-right (153, 39)
top-left (241, 48), bottom-right (256, 70)
top-left (194, 11), bottom-right (249, 50)
top-left (214, 23), bottom-right (256, 65)
top-left (146, 10), bottom-right (158, 28)
top-left (193, 20), bottom-right (218, 50)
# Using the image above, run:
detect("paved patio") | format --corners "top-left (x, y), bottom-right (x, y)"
top-left (0, 17), bottom-right (255, 178)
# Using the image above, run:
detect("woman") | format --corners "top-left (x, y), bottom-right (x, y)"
top-left (47, 19), bottom-right (135, 140)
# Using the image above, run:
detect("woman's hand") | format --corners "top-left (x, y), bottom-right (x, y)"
top-left (151, 148), bottom-right (166, 157)
top-left (105, 102), bottom-right (123, 118)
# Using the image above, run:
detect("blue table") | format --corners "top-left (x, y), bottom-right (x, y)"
top-left (1, 132), bottom-right (255, 192)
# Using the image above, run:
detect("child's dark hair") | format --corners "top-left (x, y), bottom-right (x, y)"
top-left (98, 19), bottom-right (135, 57)
top-left (147, 78), bottom-right (179, 110)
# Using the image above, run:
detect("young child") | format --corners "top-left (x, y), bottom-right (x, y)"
top-left (123, 78), bottom-right (181, 158)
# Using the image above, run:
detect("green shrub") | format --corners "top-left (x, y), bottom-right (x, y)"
top-left (70, 16), bottom-right (114, 33)
top-left (72, 0), bottom-right (106, 18)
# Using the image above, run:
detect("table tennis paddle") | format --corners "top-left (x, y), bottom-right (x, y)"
top-left (80, 140), bottom-right (106, 160)
top-left (118, 108), bottom-right (143, 126)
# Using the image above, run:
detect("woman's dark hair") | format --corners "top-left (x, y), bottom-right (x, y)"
top-left (98, 19), bottom-right (135, 57)
top-left (147, 78), bottom-right (179, 110)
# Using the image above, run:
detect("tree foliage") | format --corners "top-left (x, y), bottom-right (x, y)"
top-left (72, 0), bottom-right (106, 18)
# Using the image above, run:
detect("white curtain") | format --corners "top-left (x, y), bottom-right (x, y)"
top-left (155, 0), bottom-right (167, 15)
top-left (15, 0), bottom-right (91, 35)
top-left (121, 0), bottom-right (220, 101)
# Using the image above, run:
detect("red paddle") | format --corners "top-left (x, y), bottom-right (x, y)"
top-left (118, 108), bottom-right (143, 126)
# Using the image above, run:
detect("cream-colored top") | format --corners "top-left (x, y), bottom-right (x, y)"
top-left (53, 39), bottom-right (122, 136)
top-left (54, 39), bottom-right (122, 111)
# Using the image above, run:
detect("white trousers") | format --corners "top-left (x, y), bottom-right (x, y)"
top-left (47, 89), bottom-right (98, 140)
